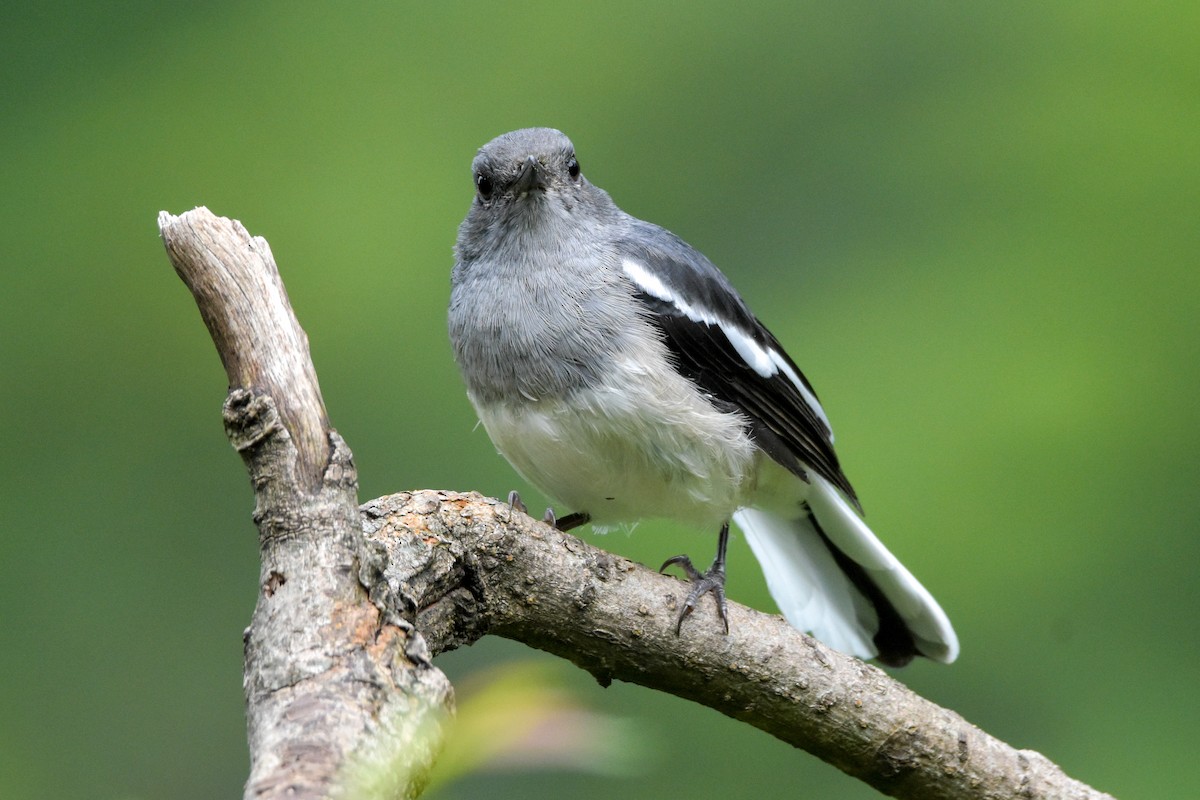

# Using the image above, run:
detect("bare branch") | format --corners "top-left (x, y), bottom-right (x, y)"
top-left (363, 489), bottom-right (1117, 800)
top-left (159, 208), bottom-right (452, 800)
top-left (160, 208), bottom-right (329, 488)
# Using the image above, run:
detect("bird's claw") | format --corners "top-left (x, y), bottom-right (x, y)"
top-left (660, 553), bottom-right (729, 635)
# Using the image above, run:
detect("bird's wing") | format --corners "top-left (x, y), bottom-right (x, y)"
top-left (616, 220), bottom-right (859, 508)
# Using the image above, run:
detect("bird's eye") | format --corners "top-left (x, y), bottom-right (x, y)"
top-left (566, 157), bottom-right (581, 179)
top-left (475, 172), bottom-right (494, 199)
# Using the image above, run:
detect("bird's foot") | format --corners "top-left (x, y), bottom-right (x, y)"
top-left (659, 553), bottom-right (729, 635)
top-left (659, 522), bottom-right (731, 635)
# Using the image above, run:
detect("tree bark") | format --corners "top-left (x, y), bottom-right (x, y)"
top-left (160, 208), bottom-right (453, 800)
top-left (160, 206), bottom-right (1116, 800)
top-left (364, 489), bottom-right (1115, 800)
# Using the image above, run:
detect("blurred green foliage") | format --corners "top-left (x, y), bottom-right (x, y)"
top-left (1, 2), bottom-right (1196, 797)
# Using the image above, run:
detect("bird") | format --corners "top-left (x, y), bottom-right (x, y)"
top-left (448, 127), bottom-right (958, 666)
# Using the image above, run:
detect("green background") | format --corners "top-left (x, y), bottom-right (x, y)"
top-left (2, 2), bottom-right (1196, 797)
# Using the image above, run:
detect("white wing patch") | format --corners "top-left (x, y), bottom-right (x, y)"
top-left (621, 257), bottom-right (832, 435)
top-left (724, 325), bottom-right (775, 376)
top-left (621, 257), bottom-right (710, 324)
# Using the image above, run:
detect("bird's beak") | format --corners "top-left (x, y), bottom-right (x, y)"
top-left (513, 155), bottom-right (549, 194)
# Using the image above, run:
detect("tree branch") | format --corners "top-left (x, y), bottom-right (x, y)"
top-left (160, 207), bottom-right (1115, 800)
top-left (364, 491), bottom-right (1116, 800)
top-left (159, 208), bottom-right (452, 800)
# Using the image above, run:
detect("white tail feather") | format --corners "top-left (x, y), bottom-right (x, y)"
top-left (736, 507), bottom-right (879, 658)
top-left (736, 475), bottom-right (959, 664)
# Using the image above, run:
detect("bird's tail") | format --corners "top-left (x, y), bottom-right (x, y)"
top-left (734, 475), bottom-right (958, 666)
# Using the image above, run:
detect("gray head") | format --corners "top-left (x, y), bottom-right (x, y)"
top-left (450, 128), bottom-right (650, 402)
top-left (455, 128), bottom-right (620, 262)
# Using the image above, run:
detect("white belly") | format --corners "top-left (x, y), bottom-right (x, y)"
top-left (473, 356), bottom-right (762, 531)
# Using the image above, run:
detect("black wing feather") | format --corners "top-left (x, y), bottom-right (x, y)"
top-left (618, 221), bottom-right (860, 508)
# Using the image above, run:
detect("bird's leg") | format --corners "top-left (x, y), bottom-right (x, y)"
top-left (506, 492), bottom-right (591, 532)
top-left (549, 511), bottom-right (591, 532)
top-left (659, 521), bottom-right (730, 635)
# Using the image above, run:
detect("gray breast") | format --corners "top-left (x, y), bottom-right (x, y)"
top-left (449, 252), bottom-right (648, 405)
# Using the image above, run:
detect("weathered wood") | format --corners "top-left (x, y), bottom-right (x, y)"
top-left (365, 490), bottom-right (1116, 800)
top-left (160, 208), bottom-right (452, 800)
